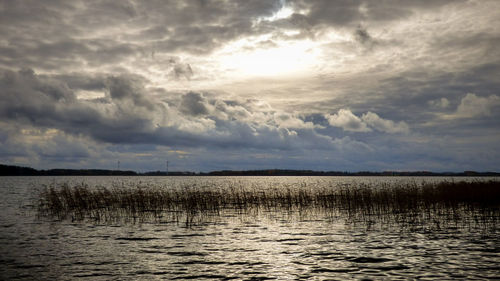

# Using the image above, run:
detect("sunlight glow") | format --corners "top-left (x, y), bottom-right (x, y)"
top-left (256, 0), bottom-right (294, 23)
top-left (76, 90), bottom-right (105, 100)
top-left (218, 38), bottom-right (320, 78)
top-left (267, 5), bottom-right (294, 21)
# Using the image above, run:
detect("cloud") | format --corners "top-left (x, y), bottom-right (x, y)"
top-left (0, 68), bottom-right (164, 144)
top-left (0, 0), bottom-right (470, 76)
top-left (172, 63), bottom-right (193, 80)
top-left (273, 112), bottom-right (318, 129)
top-left (326, 109), bottom-right (371, 132)
top-left (179, 92), bottom-right (211, 116)
top-left (0, 68), bottom-right (369, 155)
top-left (106, 75), bottom-right (154, 109)
top-left (326, 109), bottom-right (409, 134)
top-left (0, 121), bottom-right (105, 169)
top-left (354, 26), bottom-right (377, 48)
top-left (454, 93), bottom-right (500, 118)
top-left (437, 93), bottom-right (500, 121)
top-left (361, 112), bottom-right (410, 134)
top-left (428, 98), bottom-right (450, 108)
top-left (0, 0), bottom-right (287, 75)
top-left (287, 0), bottom-right (462, 27)
top-left (1, 1), bottom-right (500, 172)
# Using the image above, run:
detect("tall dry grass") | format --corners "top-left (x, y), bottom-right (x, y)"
top-left (36, 181), bottom-right (500, 229)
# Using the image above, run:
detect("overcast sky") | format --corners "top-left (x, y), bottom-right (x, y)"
top-left (1, 0), bottom-right (499, 172)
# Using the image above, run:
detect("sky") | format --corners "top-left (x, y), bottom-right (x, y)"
top-left (0, 0), bottom-right (499, 172)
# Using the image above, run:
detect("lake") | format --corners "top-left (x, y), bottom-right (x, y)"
top-left (0, 176), bottom-right (498, 280)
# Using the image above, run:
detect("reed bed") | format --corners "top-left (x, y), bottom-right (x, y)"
top-left (36, 180), bottom-right (500, 229)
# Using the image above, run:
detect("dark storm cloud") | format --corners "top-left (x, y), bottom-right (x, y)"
top-left (0, 69), bottom-right (155, 143)
top-left (48, 73), bottom-right (107, 91)
top-left (139, 0), bottom-right (282, 53)
top-left (162, 57), bottom-right (195, 80)
top-left (0, 0), bottom-right (468, 75)
top-left (106, 75), bottom-right (154, 109)
top-left (0, 38), bottom-right (142, 71)
top-left (0, 0), bottom-right (287, 73)
top-left (0, 69), bottom-right (370, 155)
top-left (180, 92), bottom-right (210, 116)
top-left (352, 25), bottom-right (379, 50)
top-left (1, 0), bottom-right (499, 171)
top-left (354, 26), bottom-right (371, 44)
top-left (294, 15), bottom-right (500, 128)
top-left (34, 134), bottom-right (91, 160)
top-left (366, 61), bottom-right (500, 126)
top-left (1, 0), bottom-right (464, 73)
top-left (0, 1), bottom-right (141, 69)
top-left (287, 0), bottom-right (462, 27)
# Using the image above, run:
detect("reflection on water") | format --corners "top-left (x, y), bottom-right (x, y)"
top-left (1, 176), bottom-right (499, 280)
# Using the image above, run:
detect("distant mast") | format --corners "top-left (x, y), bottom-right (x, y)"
top-left (166, 160), bottom-right (169, 176)
top-left (117, 161), bottom-right (120, 170)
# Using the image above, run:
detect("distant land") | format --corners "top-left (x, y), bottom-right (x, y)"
top-left (1, 164), bottom-right (499, 177)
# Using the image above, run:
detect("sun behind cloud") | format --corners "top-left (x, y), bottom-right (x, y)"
top-left (0, 0), bottom-right (499, 172)
top-left (217, 36), bottom-right (321, 78)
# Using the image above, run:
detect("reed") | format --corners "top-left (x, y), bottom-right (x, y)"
top-left (36, 180), bottom-right (500, 229)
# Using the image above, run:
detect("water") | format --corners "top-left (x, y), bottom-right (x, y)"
top-left (0, 176), bottom-right (498, 280)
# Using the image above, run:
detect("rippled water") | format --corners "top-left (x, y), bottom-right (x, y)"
top-left (1, 176), bottom-right (499, 280)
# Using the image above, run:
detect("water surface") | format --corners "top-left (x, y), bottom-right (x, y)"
top-left (1, 176), bottom-right (498, 280)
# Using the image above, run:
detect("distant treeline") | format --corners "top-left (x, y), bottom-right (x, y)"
top-left (0, 164), bottom-right (194, 176)
top-left (1, 164), bottom-right (499, 177)
top-left (205, 169), bottom-right (500, 177)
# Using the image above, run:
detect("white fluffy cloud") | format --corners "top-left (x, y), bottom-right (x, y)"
top-left (326, 109), bottom-right (409, 134)
top-left (326, 109), bottom-right (371, 132)
top-left (455, 93), bottom-right (500, 118)
top-left (361, 112), bottom-right (410, 134)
